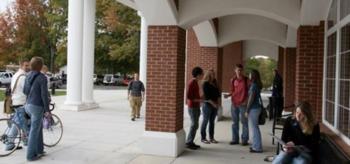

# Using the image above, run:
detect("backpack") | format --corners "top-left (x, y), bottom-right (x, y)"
top-left (3, 74), bottom-right (25, 114)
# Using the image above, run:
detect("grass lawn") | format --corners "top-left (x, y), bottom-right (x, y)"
top-left (0, 90), bottom-right (66, 101)
top-left (0, 90), bottom-right (4, 101)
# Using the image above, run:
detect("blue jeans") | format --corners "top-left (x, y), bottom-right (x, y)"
top-left (5, 106), bottom-right (29, 150)
top-left (231, 105), bottom-right (249, 143)
top-left (25, 104), bottom-right (44, 160)
top-left (248, 108), bottom-right (262, 151)
top-left (200, 103), bottom-right (217, 140)
top-left (186, 108), bottom-right (200, 144)
top-left (273, 151), bottom-right (312, 164)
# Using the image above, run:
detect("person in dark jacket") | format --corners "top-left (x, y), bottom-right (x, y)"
top-left (200, 70), bottom-right (221, 144)
top-left (23, 57), bottom-right (50, 161)
top-left (273, 101), bottom-right (320, 164)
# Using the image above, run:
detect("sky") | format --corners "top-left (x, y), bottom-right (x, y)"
top-left (0, 0), bottom-right (14, 12)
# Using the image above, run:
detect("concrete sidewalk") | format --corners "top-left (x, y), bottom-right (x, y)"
top-left (0, 89), bottom-right (278, 164)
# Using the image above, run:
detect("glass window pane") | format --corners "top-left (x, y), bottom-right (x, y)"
top-left (326, 102), bottom-right (335, 125)
top-left (328, 0), bottom-right (338, 29)
top-left (341, 0), bottom-right (350, 20)
top-left (339, 81), bottom-right (350, 108)
top-left (341, 24), bottom-right (350, 52)
top-left (338, 107), bottom-right (350, 137)
top-left (328, 33), bottom-right (337, 56)
top-left (340, 52), bottom-right (350, 79)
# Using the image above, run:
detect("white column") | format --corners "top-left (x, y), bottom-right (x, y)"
top-left (138, 12), bottom-right (147, 86)
top-left (65, 0), bottom-right (84, 107)
top-left (82, 0), bottom-right (98, 109)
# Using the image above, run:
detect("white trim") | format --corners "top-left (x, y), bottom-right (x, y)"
top-left (140, 129), bottom-right (186, 157)
top-left (334, 25), bottom-right (340, 129)
top-left (323, 120), bottom-right (350, 145)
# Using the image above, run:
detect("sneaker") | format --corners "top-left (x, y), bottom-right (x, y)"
top-left (131, 118), bottom-right (135, 121)
top-left (249, 147), bottom-right (263, 153)
top-left (37, 151), bottom-right (46, 158)
top-left (27, 155), bottom-right (41, 162)
top-left (201, 139), bottom-right (210, 144)
top-left (210, 139), bottom-right (219, 144)
top-left (241, 142), bottom-right (249, 146)
top-left (186, 143), bottom-right (198, 150)
top-left (5, 145), bottom-right (22, 151)
top-left (229, 141), bottom-right (239, 145)
top-left (192, 143), bottom-right (201, 149)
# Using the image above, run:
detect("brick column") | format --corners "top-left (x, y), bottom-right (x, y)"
top-left (296, 21), bottom-right (324, 121)
top-left (283, 48), bottom-right (296, 109)
top-left (278, 46), bottom-right (285, 78)
top-left (142, 26), bottom-right (186, 157)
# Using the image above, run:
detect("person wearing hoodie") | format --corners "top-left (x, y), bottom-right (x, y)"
top-left (23, 57), bottom-right (50, 161)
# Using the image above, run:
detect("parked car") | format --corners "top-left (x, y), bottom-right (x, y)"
top-left (103, 74), bottom-right (125, 86)
top-left (93, 74), bottom-right (104, 85)
top-left (48, 76), bottom-right (63, 89)
top-left (103, 74), bottom-right (116, 85)
top-left (0, 72), bottom-right (13, 87)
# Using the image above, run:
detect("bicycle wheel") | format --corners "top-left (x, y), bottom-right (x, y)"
top-left (0, 118), bottom-right (21, 157)
top-left (43, 114), bottom-right (63, 147)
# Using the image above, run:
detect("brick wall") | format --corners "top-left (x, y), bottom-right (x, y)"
top-left (222, 42), bottom-right (243, 92)
top-left (283, 48), bottom-right (296, 108)
top-left (186, 29), bottom-right (243, 93)
top-left (186, 29), bottom-right (221, 86)
top-left (296, 21), bottom-right (325, 121)
top-left (146, 26), bottom-right (186, 132)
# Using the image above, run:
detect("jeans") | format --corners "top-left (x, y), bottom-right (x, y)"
top-left (186, 107), bottom-right (200, 144)
top-left (273, 151), bottom-right (312, 164)
top-left (231, 105), bottom-right (249, 143)
top-left (248, 108), bottom-right (262, 151)
top-left (5, 106), bottom-right (29, 150)
top-left (25, 104), bottom-right (44, 160)
top-left (200, 103), bottom-right (217, 140)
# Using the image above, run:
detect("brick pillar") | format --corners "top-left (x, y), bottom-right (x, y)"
top-left (296, 21), bottom-right (324, 121)
top-left (278, 46), bottom-right (285, 78)
top-left (283, 48), bottom-right (296, 109)
top-left (142, 26), bottom-right (186, 157)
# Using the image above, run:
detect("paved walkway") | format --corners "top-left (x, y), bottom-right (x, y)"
top-left (0, 89), bottom-right (279, 164)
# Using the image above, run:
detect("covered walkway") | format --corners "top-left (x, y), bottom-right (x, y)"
top-left (0, 90), bottom-right (279, 164)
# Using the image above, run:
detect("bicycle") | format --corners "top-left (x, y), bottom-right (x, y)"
top-left (0, 103), bottom-right (63, 157)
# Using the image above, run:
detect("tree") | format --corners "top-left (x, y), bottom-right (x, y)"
top-left (245, 57), bottom-right (277, 89)
top-left (0, 0), bottom-right (140, 74)
top-left (95, 0), bottom-right (140, 74)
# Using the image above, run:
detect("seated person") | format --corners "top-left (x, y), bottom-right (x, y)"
top-left (273, 101), bottom-right (320, 164)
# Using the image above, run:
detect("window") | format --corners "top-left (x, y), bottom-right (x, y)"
top-left (338, 23), bottom-right (350, 138)
top-left (326, 33), bottom-right (337, 125)
top-left (325, 0), bottom-right (350, 143)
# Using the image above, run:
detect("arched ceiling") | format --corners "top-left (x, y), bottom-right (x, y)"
top-left (117, 0), bottom-right (332, 48)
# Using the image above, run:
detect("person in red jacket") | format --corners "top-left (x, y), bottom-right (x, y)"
top-left (186, 67), bottom-right (204, 150)
top-left (224, 64), bottom-right (249, 145)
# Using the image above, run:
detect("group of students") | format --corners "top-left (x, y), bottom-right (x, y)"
top-left (5, 57), bottom-right (51, 161)
top-left (186, 64), bottom-right (321, 164)
top-left (186, 64), bottom-right (263, 152)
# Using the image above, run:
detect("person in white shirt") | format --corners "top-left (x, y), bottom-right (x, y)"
top-left (5, 60), bottom-right (30, 151)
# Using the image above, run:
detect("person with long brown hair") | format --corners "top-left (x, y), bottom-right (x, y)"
top-left (245, 69), bottom-right (263, 153)
top-left (200, 70), bottom-right (221, 144)
top-left (273, 101), bottom-right (320, 164)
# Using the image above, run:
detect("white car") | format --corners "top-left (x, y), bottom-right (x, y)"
top-left (0, 72), bottom-right (13, 87)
